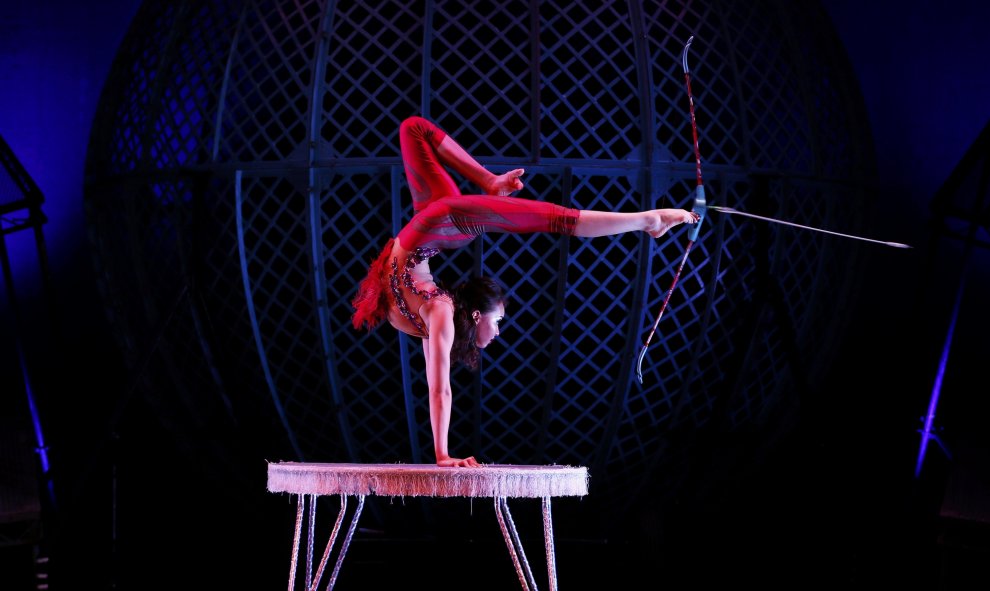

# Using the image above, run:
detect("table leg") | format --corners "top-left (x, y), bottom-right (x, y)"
top-left (287, 494), bottom-right (366, 591)
top-left (542, 497), bottom-right (557, 591)
top-left (310, 494), bottom-right (348, 591)
top-left (325, 495), bottom-right (364, 591)
top-left (306, 494), bottom-right (316, 587)
top-left (288, 494), bottom-right (306, 591)
top-left (495, 496), bottom-right (540, 591)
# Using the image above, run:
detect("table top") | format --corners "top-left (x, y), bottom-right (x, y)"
top-left (267, 462), bottom-right (589, 498)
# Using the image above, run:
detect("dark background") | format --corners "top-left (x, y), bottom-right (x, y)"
top-left (2, 1), bottom-right (989, 589)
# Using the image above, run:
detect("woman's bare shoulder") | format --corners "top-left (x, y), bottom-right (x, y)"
top-left (420, 294), bottom-right (455, 341)
top-left (420, 293), bottom-right (454, 317)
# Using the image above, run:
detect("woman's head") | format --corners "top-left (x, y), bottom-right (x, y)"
top-left (449, 276), bottom-right (506, 370)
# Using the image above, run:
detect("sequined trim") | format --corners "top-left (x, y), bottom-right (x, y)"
top-left (388, 247), bottom-right (450, 335)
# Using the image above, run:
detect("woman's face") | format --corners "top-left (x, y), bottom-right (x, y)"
top-left (474, 302), bottom-right (505, 348)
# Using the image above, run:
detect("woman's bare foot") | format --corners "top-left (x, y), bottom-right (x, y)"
top-left (644, 209), bottom-right (700, 238)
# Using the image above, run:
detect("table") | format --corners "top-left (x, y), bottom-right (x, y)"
top-left (267, 462), bottom-right (589, 591)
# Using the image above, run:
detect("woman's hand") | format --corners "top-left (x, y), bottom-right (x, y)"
top-left (437, 455), bottom-right (482, 468)
top-left (486, 168), bottom-right (525, 196)
top-left (644, 208), bottom-right (700, 238)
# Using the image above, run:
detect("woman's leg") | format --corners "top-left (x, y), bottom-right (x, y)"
top-left (397, 194), bottom-right (580, 250)
top-left (400, 116), bottom-right (462, 212)
top-left (396, 193), bottom-right (699, 250)
top-left (573, 209), bottom-right (699, 238)
top-left (401, 116), bottom-right (513, 210)
top-left (435, 130), bottom-right (524, 196)
top-left (436, 135), bottom-right (499, 194)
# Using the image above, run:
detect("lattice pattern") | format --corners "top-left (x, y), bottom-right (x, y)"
top-left (83, 0), bottom-right (875, 527)
top-left (724, 0), bottom-right (815, 173)
top-left (478, 171), bottom-right (571, 463)
top-left (539, 1), bottom-right (641, 161)
top-left (218, 0), bottom-right (324, 162)
top-left (321, 170), bottom-right (408, 462)
top-left (544, 173), bottom-right (644, 464)
top-left (320, 0), bottom-right (426, 158)
top-left (197, 175), bottom-right (274, 426)
top-left (93, 0), bottom-right (182, 174)
top-left (149, 1), bottom-right (241, 167)
top-left (239, 174), bottom-right (346, 460)
top-left (432, 0), bottom-right (533, 158)
top-left (645, 0), bottom-right (742, 166)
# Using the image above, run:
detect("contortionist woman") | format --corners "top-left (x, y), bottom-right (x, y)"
top-left (352, 116), bottom-right (699, 467)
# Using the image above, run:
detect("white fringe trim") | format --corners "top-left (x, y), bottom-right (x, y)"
top-left (266, 462), bottom-right (589, 498)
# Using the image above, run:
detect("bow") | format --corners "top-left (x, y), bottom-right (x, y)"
top-left (636, 37), bottom-right (912, 385)
top-left (635, 36), bottom-right (706, 384)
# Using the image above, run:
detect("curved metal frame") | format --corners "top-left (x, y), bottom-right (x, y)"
top-left (83, 0), bottom-right (875, 523)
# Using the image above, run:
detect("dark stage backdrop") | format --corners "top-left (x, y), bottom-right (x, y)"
top-left (80, 0), bottom-right (871, 527)
top-left (2, 1), bottom-right (989, 590)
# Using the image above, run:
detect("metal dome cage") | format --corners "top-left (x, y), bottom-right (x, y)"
top-left (83, 0), bottom-right (874, 534)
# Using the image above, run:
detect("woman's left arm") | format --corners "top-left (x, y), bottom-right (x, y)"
top-left (421, 300), bottom-right (480, 468)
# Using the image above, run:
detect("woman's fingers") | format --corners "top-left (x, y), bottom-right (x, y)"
top-left (440, 455), bottom-right (484, 467)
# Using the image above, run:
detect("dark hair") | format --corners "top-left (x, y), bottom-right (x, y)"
top-left (447, 276), bottom-right (505, 370)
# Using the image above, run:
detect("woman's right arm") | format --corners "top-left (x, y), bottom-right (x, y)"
top-left (421, 299), bottom-right (480, 468)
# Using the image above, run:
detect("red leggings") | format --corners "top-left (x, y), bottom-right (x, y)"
top-left (396, 117), bottom-right (579, 251)
top-left (352, 118), bottom-right (579, 331)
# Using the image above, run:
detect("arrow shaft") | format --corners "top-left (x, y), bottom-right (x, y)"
top-left (708, 205), bottom-right (911, 248)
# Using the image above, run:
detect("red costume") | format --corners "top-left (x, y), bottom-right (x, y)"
top-left (351, 117), bottom-right (580, 337)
